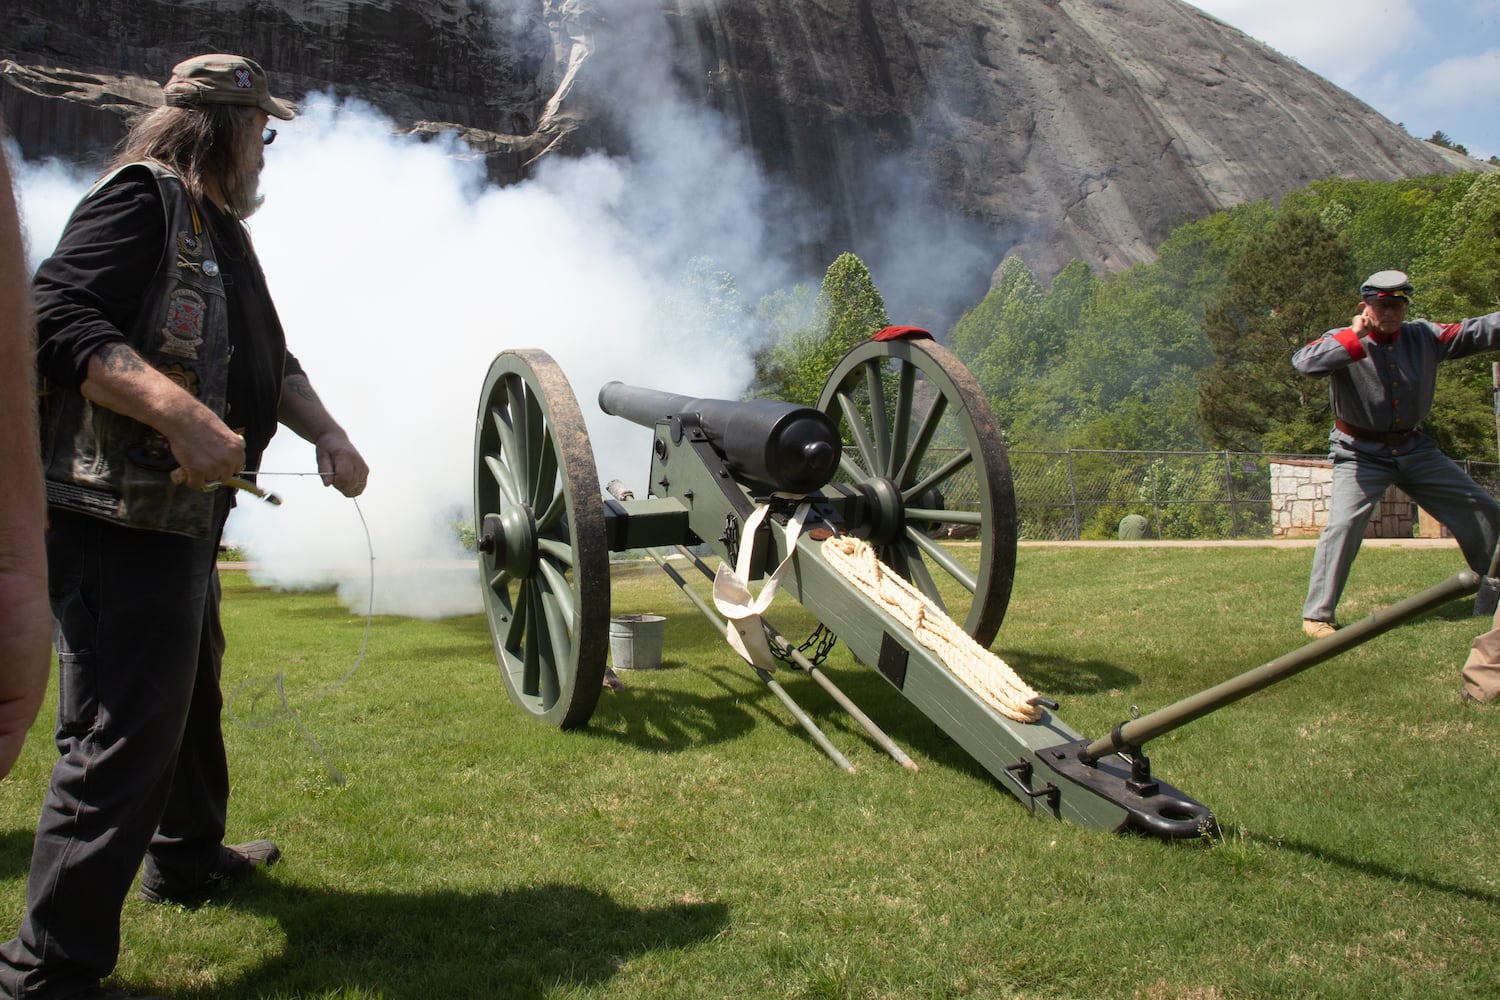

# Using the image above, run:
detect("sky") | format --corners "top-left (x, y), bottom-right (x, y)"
top-left (1187, 0), bottom-right (1499, 160)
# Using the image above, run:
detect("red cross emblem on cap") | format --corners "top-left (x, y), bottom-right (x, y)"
top-left (235, 68), bottom-right (253, 89)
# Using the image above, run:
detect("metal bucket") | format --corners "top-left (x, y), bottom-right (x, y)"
top-left (609, 614), bottom-right (666, 669)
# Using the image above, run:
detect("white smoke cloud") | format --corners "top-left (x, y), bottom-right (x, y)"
top-left (11, 90), bottom-right (779, 619)
top-left (4, 143), bottom-right (94, 273)
top-left (10, 1), bottom-right (998, 621)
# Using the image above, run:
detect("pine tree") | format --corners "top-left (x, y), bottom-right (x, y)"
top-left (1197, 211), bottom-right (1355, 452)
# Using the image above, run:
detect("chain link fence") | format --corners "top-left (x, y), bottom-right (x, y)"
top-left (931, 449), bottom-right (1500, 541)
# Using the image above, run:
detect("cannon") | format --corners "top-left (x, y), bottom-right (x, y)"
top-left (473, 333), bottom-right (1478, 837)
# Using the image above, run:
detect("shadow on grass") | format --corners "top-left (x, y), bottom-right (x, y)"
top-left (0, 827), bottom-right (36, 881)
top-left (584, 666), bottom-right (759, 753)
top-left (1003, 651), bottom-right (1141, 695)
top-left (1249, 832), bottom-right (1500, 908)
top-left (208, 882), bottom-right (729, 999)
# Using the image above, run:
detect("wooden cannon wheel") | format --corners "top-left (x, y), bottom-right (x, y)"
top-left (474, 349), bottom-right (609, 728)
top-left (816, 336), bottom-right (1017, 647)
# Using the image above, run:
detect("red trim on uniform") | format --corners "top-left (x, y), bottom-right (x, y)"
top-left (872, 326), bottom-right (933, 341)
top-left (1332, 328), bottom-right (1367, 360)
top-left (1438, 322), bottom-right (1462, 344)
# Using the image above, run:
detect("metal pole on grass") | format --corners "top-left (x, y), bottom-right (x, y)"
top-left (640, 547), bottom-right (856, 774)
top-left (668, 545), bottom-right (919, 772)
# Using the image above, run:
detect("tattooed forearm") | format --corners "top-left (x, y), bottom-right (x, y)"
top-left (94, 342), bottom-right (149, 374)
top-left (283, 373), bottom-right (321, 404)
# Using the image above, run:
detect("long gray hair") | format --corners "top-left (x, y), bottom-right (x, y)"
top-left (110, 104), bottom-right (261, 218)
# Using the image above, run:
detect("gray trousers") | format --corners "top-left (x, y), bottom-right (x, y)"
top-left (0, 496), bottom-right (232, 999)
top-left (1303, 442), bottom-right (1500, 622)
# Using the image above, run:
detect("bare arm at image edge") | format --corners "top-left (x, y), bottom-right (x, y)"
top-left (0, 136), bottom-right (53, 777)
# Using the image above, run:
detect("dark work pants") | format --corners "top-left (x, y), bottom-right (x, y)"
top-left (0, 496), bottom-right (232, 999)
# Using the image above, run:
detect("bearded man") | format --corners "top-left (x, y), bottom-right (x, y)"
top-left (1, 54), bottom-right (368, 1000)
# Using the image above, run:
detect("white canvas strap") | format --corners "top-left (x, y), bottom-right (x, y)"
top-left (711, 500), bottom-right (812, 671)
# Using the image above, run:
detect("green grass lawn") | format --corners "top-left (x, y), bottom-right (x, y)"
top-left (0, 544), bottom-right (1496, 999)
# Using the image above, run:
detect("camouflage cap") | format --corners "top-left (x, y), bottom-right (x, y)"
top-left (162, 54), bottom-right (295, 121)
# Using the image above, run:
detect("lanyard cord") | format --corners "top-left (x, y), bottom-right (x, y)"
top-left (225, 488), bottom-right (375, 786)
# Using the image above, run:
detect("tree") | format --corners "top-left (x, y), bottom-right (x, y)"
top-left (747, 283), bottom-right (816, 399)
top-left (659, 255), bottom-right (746, 350)
top-left (950, 256), bottom-right (1055, 428)
top-left (1197, 210), bottom-right (1354, 452)
top-left (1281, 174), bottom-right (1464, 285)
top-left (756, 253), bottom-right (890, 406)
top-left (1426, 171), bottom-right (1500, 315)
top-left (1417, 171), bottom-right (1500, 461)
top-left (1427, 130), bottom-right (1470, 156)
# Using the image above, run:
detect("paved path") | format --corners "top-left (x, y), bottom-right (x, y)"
top-left (1018, 537), bottom-right (1458, 549)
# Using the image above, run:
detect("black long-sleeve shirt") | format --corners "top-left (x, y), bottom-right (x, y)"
top-left (34, 172), bottom-right (303, 470)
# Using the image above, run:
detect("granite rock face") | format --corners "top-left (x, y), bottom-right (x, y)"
top-left (0, 0), bottom-right (1483, 301)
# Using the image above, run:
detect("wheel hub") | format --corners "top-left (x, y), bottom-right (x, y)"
top-left (863, 478), bottom-right (905, 545)
top-left (479, 505), bottom-right (538, 578)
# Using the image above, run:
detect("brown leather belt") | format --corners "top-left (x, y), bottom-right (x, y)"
top-left (1335, 418), bottom-right (1420, 446)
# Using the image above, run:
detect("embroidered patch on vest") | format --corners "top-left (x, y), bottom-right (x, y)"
top-left (160, 288), bottom-right (207, 359)
top-left (176, 232), bottom-right (205, 273)
top-left (158, 362), bottom-right (202, 397)
top-left (128, 429), bottom-right (176, 471)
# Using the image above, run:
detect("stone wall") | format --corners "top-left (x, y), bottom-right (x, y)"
top-left (1269, 458), bottom-right (1415, 539)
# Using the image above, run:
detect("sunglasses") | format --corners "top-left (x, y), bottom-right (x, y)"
top-left (262, 127), bottom-right (277, 146)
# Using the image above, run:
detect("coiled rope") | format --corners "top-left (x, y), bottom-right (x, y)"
top-left (820, 534), bottom-right (1042, 723)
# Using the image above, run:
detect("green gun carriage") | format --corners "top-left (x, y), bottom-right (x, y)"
top-left (472, 334), bottom-right (1478, 838)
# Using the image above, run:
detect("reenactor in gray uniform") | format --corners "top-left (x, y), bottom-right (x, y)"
top-left (1293, 270), bottom-right (1500, 642)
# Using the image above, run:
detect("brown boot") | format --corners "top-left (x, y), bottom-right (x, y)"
top-left (1302, 619), bottom-right (1337, 640)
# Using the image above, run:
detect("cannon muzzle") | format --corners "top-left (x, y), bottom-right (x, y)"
top-left (599, 381), bottom-right (842, 495)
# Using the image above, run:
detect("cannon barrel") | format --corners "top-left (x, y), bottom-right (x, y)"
top-left (598, 381), bottom-right (842, 495)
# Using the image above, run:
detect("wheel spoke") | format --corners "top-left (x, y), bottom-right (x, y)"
top-left (894, 392), bottom-right (948, 490)
top-left (537, 579), bottom-right (573, 698)
top-left (890, 362), bottom-right (915, 477)
top-left (538, 558), bottom-right (577, 626)
top-left (527, 390), bottom-right (558, 513)
top-left (904, 448), bottom-right (973, 503)
top-left (484, 452), bottom-right (521, 507)
top-left (489, 400), bottom-right (518, 468)
top-left (833, 388), bottom-right (882, 480)
top-left (537, 537), bottom-right (575, 569)
top-left (901, 540), bottom-right (951, 614)
top-left (535, 484), bottom-right (567, 533)
top-left (486, 565), bottom-right (513, 596)
top-left (906, 507), bottom-right (982, 527)
top-left (504, 375), bottom-right (532, 500)
top-left (904, 527), bottom-right (979, 595)
top-left (861, 358), bottom-right (892, 477)
top-left (513, 586), bottom-right (538, 694)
